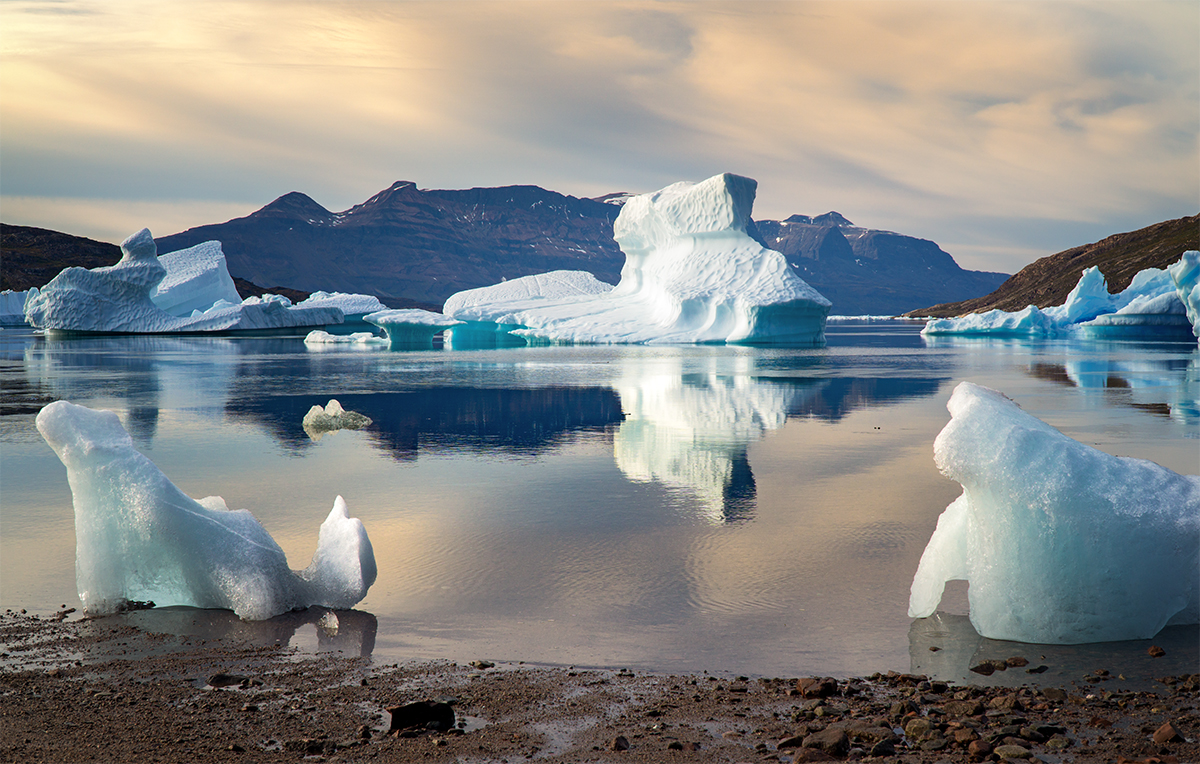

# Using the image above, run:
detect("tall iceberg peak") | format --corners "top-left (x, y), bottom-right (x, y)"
top-left (36, 400), bottom-right (376, 620)
top-left (909, 382), bottom-right (1199, 644)
top-left (443, 173), bottom-right (831, 345)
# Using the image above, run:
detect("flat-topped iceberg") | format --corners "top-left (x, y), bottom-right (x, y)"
top-left (0, 288), bottom-right (35, 326)
top-left (909, 382), bottom-right (1199, 643)
top-left (443, 173), bottom-right (832, 345)
top-left (24, 229), bottom-right (343, 334)
top-left (923, 254), bottom-right (1195, 340)
top-left (364, 308), bottom-right (463, 349)
top-left (37, 400), bottom-right (376, 620)
top-left (297, 291), bottom-right (389, 319)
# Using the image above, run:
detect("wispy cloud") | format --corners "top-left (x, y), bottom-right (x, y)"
top-left (1, 0), bottom-right (1195, 273)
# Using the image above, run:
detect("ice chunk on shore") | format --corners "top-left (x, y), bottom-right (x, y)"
top-left (24, 229), bottom-right (342, 334)
top-left (1169, 251), bottom-right (1200, 338)
top-left (909, 382), bottom-right (1199, 643)
top-left (443, 173), bottom-right (831, 345)
top-left (303, 399), bottom-right (372, 440)
top-left (36, 400), bottom-right (376, 619)
top-left (923, 256), bottom-right (1194, 340)
top-left (364, 308), bottom-right (463, 349)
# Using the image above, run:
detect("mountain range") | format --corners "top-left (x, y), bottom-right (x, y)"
top-left (144, 180), bottom-right (1009, 316)
top-left (909, 214), bottom-right (1199, 317)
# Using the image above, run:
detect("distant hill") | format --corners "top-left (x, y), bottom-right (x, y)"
top-left (152, 181), bottom-right (1006, 315)
top-left (154, 182), bottom-right (625, 311)
top-left (0, 223), bottom-right (307, 301)
top-left (907, 215), bottom-right (1200, 318)
top-left (754, 214), bottom-right (1008, 316)
top-left (3, 180), bottom-right (1010, 316)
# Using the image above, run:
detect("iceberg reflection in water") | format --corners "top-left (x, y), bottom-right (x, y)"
top-left (4, 321), bottom-right (1196, 677)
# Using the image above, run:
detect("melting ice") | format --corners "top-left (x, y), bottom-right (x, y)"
top-left (909, 382), bottom-right (1199, 644)
top-left (36, 400), bottom-right (377, 620)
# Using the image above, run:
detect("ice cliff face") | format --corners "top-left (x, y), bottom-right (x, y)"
top-left (24, 229), bottom-right (342, 333)
top-left (1169, 251), bottom-right (1200, 338)
top-left (443, 173), bottom-right (831, 345)
top-left (36, 400), bottom-right (376, 619)
top-left (909, 382), bottom-right (1199, 644)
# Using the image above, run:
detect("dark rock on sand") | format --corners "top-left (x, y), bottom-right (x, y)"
top-left (387, 700), bottom-right (456, 733)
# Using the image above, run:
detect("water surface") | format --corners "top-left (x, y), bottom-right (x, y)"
top-left (2, 322), bottom-right (1196, 682)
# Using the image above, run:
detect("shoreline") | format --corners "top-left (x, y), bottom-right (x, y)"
top-left (2, 610), bottom-right (1196, 763)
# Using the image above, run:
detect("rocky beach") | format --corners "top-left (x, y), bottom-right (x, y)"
top-left (1, 610), bottom-right (1196, 764)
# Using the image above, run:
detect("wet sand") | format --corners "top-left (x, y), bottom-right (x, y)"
top-left (1, 610), bottom-right (1196, 763)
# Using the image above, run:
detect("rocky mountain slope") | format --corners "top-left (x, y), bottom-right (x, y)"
top-left (908, 215), bottom-right (1199, 317)
top-left (5, 181), bottom-right (1009, 316)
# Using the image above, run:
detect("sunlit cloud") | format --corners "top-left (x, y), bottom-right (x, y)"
top-left (1, 0), bottom-right (1195, 274)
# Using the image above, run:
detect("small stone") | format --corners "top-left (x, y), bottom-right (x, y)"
top-left (207, 673), bottom-right (251, 688)
top-left (1005, 656), bottom-right (1029, 667)
top-left (1148, 645), bottom-right (1166, 658)
top-left (967, 739), bottom-right (993, 758)
top-left (868, 739), bottom-right (895, 757)
top-left (610, 735), bottom-right (630, 751)
top-left (357, 725), bottom-right (371, 740)
top-left (1025, 665), bottom-right (1048, 674)
top-left (988, 694), bottom-right (1023, 712)
top-left (432, 738), bottom-right (447, 747)
top-left (1153, 721), bottom-right (1184, 745)
top-left (796, 677), bottom-right (839, 698)
top-left (470, 659), bottom-right (495, 669)
top-left (1045, 735), bottom-right (1071, 750)
top-left (387, 700), bottom-right (456, 733)
top-left (904, 717), bottom-right (933, 741)
top-left (993, 743), bottom-right (1031, 759)
top-left (1042, 687), bottom-right (1067, 703)
top-left (721, 730), bottom-right (742, 739)
top-left (943, 699), bottom-right (983, 717)
top-left (803, 727), bottom-right (849, 757)
top-left (226, 743), bottom-right (245, 752)
top-left (778, 735), bottom-right (805, 749)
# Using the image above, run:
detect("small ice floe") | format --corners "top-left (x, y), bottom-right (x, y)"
top-left (363, 308), bottom-right (463, 349)
top-left (36, 400), bottom-right (376, 620)
top-left (302, 399), bottom-right (372, 441)
top-left (303, 330), bottom-right (387, 347)
top-left (908, 382), bottom-right (1199, 644)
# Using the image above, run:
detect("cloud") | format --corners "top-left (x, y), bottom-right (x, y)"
top-left (1, 0), bottom-right (1195, 274)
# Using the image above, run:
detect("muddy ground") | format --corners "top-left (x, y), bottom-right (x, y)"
top-left (0, 610), bottom-right (1195, 764)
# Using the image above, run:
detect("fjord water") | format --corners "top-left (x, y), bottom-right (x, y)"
top-left (2, 322), bottom-right (1196, 680)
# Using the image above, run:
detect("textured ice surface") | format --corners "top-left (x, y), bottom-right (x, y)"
top-left (24, 229), bottom-right (343, 333)
top-left (0, 288), bottom-right (35, 325)
top-left (302, 399), bottom-right (372, 440)
top-left (36, 400), bottom-right (376, 619)
top-left (364, 308), bottom-right (462, 349)
top-left (298, 291), bottom-right (388, 317)
top-left (151, 241), bottom-right (242, 317)
top-left (923, 256), bottom-right (1193, 339)
top-left (909, 382), bottom-right (1199, 643)
top-left (443, 173), bottom-right (831, 345)
top-left (1169, 251), bottom-right (1200, 338)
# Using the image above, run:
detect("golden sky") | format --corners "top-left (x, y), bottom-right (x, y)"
top-left (1, 0), bottom-right (1196, 274)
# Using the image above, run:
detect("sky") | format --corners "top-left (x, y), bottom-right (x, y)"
top-left (1, 0), bottom-right (1196, 276)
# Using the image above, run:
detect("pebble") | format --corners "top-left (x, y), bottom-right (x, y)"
top-left (1153, 721), bottom-right (1184, 744)
top-left (610, 735), bottom-right (629, 751)
top-left (994, 743), bottom-right (1032, 759)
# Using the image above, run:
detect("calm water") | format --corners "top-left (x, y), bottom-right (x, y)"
top-left (1, 322), bottom-right (1196, 683)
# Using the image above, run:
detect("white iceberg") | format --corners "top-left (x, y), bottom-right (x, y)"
top-left (908, 381), bottom-right (1199, 644)
top-left (36, 400), bottom-right (376, 620)
top-left (442, 173), bottom-right (832, 345)
top-left (150, 240), bottom-right (243, 317)
top-left (0, 288), bottom-right (35, 326)
top-left (364, 308), bottom-right (463, 349)
top-left (303, 398), bottom-right (372, 440)
top-left (24, 229), bottom-right (343, 334)
top-left (923, 255), bottom-right (1195, 340)
top-left (1169, 250), bottom-right (1200, 338)
top-left (297, 291), bottom-right (389, 319)
top-left (304, 330), bottom-right (387, 346)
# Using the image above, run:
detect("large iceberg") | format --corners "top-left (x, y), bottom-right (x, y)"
top-left (922, 255), bottom-right (1196, 340)
top-left (297, 291), bottom-right (389, 320)
top-left (36, 400), bottom-right (377, 620)
top-left (24, 229), bottom-right (343, 334)
top-left (150, 241), bottom-right (243, 317)
top-left (442, 173), bottom-right (832, 345)
top-left (909, 382), bottom-right (1199, 644)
